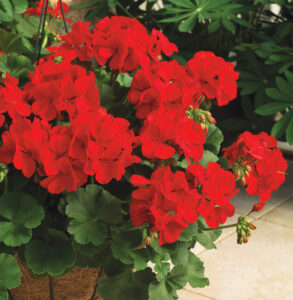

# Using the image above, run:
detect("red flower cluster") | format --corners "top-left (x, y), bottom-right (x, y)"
top-left (0, 60), bottom-right (140, 193)
top-left (25, 0), bottom-right (71, 23)
top-left (93, 16), bottom-right (177, 73)
top-left (24, 60), bottom-right (100, 121)
top-left (54, 17), bottom-right (177, 72)
top-left (223, 132), bottom-right (287, 203)
top-left (186, 51), bottom-right (239, 106)
top-left (130, 162), bottom-right (238, 245)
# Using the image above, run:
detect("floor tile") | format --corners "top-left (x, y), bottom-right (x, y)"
top-left (185, 220), bottom-right (293, 300)
top-left (178, 289), bottom-right (214, 300)
top-left (260, 198), bottom-right (293, 228)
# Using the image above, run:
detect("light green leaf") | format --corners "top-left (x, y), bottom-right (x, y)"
top-left (0, 192), bottom-right (44, 247)
top-left (11, 0), bottom-right (28, 13)
top-left (0, 254), bottom-right (21, 291)
top-left (205, 124), bottom-right (224, 155)
top-left (0, 53), bottom-right (33, 78)
top-left (198, 150), bottom-right (218, 168)
top-left (0, 0), bottom-right (13, 22)
top-left (186, 252), bottom-right (209, 288)
top-left (178, 14), bottom-right (197, 32)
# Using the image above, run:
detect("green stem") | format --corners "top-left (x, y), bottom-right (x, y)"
top-left (117, 1), bottom-right (134, 18)
top-left (202, 223), bottom-right (238, 231)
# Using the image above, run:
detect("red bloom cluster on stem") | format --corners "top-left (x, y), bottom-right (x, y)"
top-left (0, 60), bottom-right (140, 193)
top-left (223, 131), bottom-right (288, 204)
top-left (130, 163), bottom-right (238, 245)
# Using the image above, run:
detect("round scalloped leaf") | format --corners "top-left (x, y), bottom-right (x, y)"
top-left (0, 254), bottom-right (21, 291)
top-left (0, 192), bottom-right (44, 247)
top-left (24, 239), bottom-right (75, 277)
top-left (66, 185), bottom-right (122, 246)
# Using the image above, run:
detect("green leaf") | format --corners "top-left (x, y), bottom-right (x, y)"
top-left (198, 150), bottom-right (218, 168)
top-left (265, 88), bottom-right (292, 103)
top-left (107, 0), bottom-right (117, 8)
top-left (195, 228), bottom-right (222, 249)
top-left (255, 103), bottom-right (289, 116)
top-left (178, 14), bottom-right (197, 32)
top-left (66, 184), bottom-right (122, 246)
top-left (0, 54), bottom-right (33, 78)
top-left (221, 18), bottom-right (235, 33)
top-left (24, 236), bottom-right (76, 276)
top-left (97, 268), bottom-right (155, 300)
top-left (208, 20), bottom-right (220, 33)
top-left (276, 76), bottom-right (291, 96)
top-left (204, 124), bottom-right (224, 155)
top-left (14, 15), bottom-right (39, 38)
top-left (271, 111), bottom-right (293, 139)
top-left (186, 252), bottom-right (209, 288)
top-left (286, 115), bottom-right (293, 145)
top-left (0, 0), bottom-right (13, 22)
top-left (149, 281), bottom-right (175, 300)
top-left (0, 254), bottom-right (21, 293)
top-left (111, 229), bottom-right (146, 267)
top-left (166, 0), bottom-right (196, 9)
top-left (11, 0), bottom-right (28, 13)
top-left (160, 13), bottom-right (192, 23)
top-left (0, 192), bottom-right (44, 247)
top-left (170, 242), bottom-right (189, 266)
top-left (116, 72), bottom-right (132, 87)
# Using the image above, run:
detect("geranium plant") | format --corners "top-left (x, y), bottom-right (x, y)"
top-left (0, 2), bottom-right (288, 299)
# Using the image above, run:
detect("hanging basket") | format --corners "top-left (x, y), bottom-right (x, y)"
top-left (10, 258), bottom-right (103, 300)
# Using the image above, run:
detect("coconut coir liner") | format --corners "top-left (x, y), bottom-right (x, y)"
top-left (10, 260), bottom-right (103, 300)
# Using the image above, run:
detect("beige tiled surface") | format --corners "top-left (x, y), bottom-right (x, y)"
top-left (179, 159), bottom-right (293, 300)
top-left (260, 199), bottom-right (293, 228)
top-left (178, 289), bottom-right (214, 300)
top-left (184, 219), bottom-right (293, 300)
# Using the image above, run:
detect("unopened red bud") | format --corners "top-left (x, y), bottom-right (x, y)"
top-left (252, 202), bottom-right (265, 212)
top-left (240, 177), bottom-right (246, 186)
top-left (248, 223), bottom-right (256, 230)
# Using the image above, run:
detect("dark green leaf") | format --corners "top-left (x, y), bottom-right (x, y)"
top-left (98, 268), bottom-right (155, 300)
top-left (222, 18), bottom-right (235, 32)
top-left (0, 192), bottom-right (44, 247)
top-left (166, 0), bottom-right (196, 9)
top-left (24, 237), bottom-right (76, 276)
top-left (286, 115), bottom-right (293, 145)
top-left (208, 20), bottom-right (220, 33)
top-left (271, 111), bottom-right (293, 139)
top-left (255, 103), bottom-right (289, 116)
top-left (265, 88), bottom-right (292, 103)
top-left (66, 184), bottom-right (122, 246)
